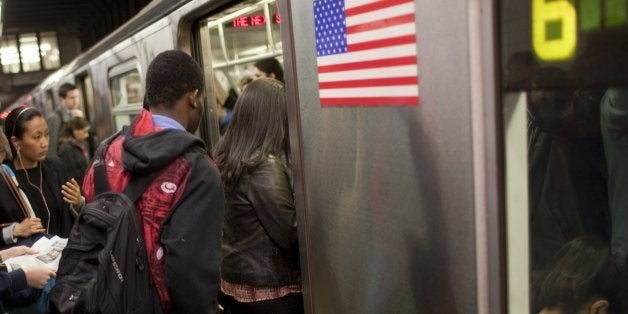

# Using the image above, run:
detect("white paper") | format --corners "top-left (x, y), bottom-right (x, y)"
top-left (4, 236), bottom-right (67, 272)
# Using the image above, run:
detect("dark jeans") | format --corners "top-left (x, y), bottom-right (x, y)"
top-left (219, 291), bottom-right (304, 314)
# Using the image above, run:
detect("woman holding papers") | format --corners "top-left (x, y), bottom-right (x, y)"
top-left (0, 107), bottom-right (83, 242)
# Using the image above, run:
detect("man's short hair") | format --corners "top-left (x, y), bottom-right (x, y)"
top-left (145, 50), bottom-right (204, 109)
top-left (58, 83), bottom-right (77, 98)
top-left (254, 58), bottom-right (284, 83)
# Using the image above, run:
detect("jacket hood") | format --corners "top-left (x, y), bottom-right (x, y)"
top-left (122, 128), bottom-right (204, 175)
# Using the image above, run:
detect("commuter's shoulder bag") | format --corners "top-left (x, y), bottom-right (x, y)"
top-left (49, 133), bottom-right (162, 314)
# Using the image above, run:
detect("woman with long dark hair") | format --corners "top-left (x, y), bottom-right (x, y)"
top-left (214, 78), bottom-right (302, 314)
top-left (0, 107), bottom-right (83, 241)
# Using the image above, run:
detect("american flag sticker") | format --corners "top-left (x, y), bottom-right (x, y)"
top-left (314, 0), bottom-right (419, 107)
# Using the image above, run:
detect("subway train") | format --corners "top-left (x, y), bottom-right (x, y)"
top-left (8, 0), bottom-right (628, 313)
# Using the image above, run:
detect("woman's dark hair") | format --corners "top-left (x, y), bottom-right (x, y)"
top-left (62, 117), bottom-right (90, 138)
top-left (0, 128), bottom-right (12, 161)
top-left (534, 235), bottom-right (624, 313)
top-left (145, 50), bottom-right (204, 109)
top-left (214, 78), bottom-right (289, 190)
top-left (4, 107), bottom-right (44, 158)
top-left (254, 58), bottom-right (284, 83)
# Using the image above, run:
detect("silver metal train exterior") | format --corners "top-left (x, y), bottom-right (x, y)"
top-left (15, 0), bottom-right (622, 313)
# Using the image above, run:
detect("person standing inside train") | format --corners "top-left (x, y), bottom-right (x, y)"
top-left (58, 117), bottom-right (91, 186)
top-left (81, 50), bottom-right (225, 313)
top-left (0, 107), bottom-right (84, 241)
top-left (47, 83), bottom-right (81, 157)
top-left (253, 57), bottom-right (284, 83)
top-left (215, 78), bottom-right (303, 314)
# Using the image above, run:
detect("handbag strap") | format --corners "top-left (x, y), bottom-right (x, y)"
top-left (0, 165), bottom-right (31, 218)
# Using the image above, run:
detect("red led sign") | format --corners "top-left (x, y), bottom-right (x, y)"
top-left (232, 13), bottom-right (281, 28)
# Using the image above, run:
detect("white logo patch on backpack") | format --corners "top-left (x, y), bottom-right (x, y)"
top-left (160, 182), bottom-right (177, 194)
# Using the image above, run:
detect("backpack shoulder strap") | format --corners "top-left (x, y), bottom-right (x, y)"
top-left (93, 129), bottom-right (124, 195)
top-left (122, 170), bottom-right (162, 203)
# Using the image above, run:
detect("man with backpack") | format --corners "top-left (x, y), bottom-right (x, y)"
top-left (72, 50), bottom-right (225, 313)
top-left (47, 83), bottom-right (82, 157)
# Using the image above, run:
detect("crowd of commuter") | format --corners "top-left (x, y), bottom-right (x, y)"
top-left (0, 51), bottom-right (300, 314)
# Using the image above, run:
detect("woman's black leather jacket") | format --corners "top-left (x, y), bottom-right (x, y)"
top-left (221, 155), bottom-right (301, 286)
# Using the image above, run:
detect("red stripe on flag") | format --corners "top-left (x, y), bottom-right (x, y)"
top-left (318, 56), bottom-right (416, 73)
top-left (320, 96), bottom-right (419, 106)
top-left (319, 76), bottom-right (419, 89)
top-left (347, 13), bottom-right (415, 34)
top-left (345, 0), bottom-right (414, 17)
top-left (348, 35), bottom-right (416, 52)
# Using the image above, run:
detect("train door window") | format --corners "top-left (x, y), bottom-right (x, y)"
top-left (197, 0), bottom-right (282, 147)
top-left (108, 60), bottom-right (143, 132)
top-left (45, 90), bottom-right (55, 114)
top-left (499, 0), bottom-right (628, 313)
top-left (77, 73), bottom-right (95, 124)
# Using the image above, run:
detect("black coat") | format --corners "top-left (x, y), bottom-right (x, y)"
top-left (0, 158), bottom-right (76, 238)
top-left (58, 140), bottom-right (89, 186)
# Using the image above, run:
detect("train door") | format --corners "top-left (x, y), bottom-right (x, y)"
top-left (195, 0), bottom-right (283, 149)
top-left (500, 0), bottom-right (628, 313)
top-left (76, 73), bottom-right (95, 125)
top-left (44, 89), bottom-right (55, 115)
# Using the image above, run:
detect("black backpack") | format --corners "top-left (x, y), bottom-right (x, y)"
top-left (50, 133), bottom-right (163, 314)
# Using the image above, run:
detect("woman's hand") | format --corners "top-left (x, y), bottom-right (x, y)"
top-left (62, 178), bottom-right (84, 208)
top-left (13, 218), bottom-right (45, 238)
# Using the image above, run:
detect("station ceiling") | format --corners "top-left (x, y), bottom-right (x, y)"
top-left (2, 0), bottom-right (152, 50)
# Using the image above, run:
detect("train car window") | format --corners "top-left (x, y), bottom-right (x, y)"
top-left (108, 60), bottom-right (143, 132)
top-left (500, 0), bottom-right (628, 313)
top-left (19, 33), bottom-right (41, 72)
top-left (110, 70), bottom-right (143, 107)
top-left (39, 32), bottom-right (61, 70)
top-left (1, 36), bottom-right (20, 74)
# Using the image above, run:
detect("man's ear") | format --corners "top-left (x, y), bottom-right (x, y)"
top-left (188, 89), bottom-right (199, 107)
top-left (589, 299), bottom-right (609, 314)
top-left (269, 73), bottom-right (276, 79)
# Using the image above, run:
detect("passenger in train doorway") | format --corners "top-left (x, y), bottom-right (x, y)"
top-left (533, 235), bottom-right (625, 314)
top-left (47, 83), bottom-right (85, 157)
top-left (81, 50), bottom-right (225, 313)
top-left (58, 117), bottom-right (91, 187)
top-left (253, 57), bottom-right (284, 83)
top-left (215, 78), bottom-right (303, 314)
top-left (0, 107), bottom-right (84, 240)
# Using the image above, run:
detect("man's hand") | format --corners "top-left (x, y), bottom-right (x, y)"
top-left (23, 267), bottom-right (55, 289)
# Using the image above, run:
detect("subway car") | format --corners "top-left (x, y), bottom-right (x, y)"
top-left (10, 0), bottom-right (628, 313)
